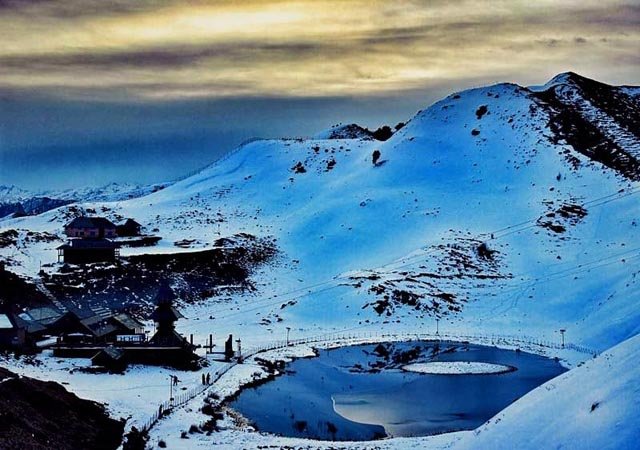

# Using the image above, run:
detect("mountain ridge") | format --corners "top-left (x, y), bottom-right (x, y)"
top-left (0, 181), bottom-right (171, 220)
top-left (1, 71), bottom-right (639, 449)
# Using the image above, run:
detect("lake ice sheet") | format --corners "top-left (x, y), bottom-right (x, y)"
top-left (231, 341), bottom-right (566, 441)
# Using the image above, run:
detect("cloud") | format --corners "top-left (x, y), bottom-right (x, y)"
top-left (2, 1), bottom-right (638, 189)
top-left (0, 0), bottom-right (638, 101)
top-left (0, 41), bottom-right (323, 71)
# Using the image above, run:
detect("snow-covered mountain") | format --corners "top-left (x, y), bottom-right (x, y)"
top-left (313, 123), bottom-right (375, 140)
top-left (1, 72), bottom-right (639, 448)
top-left (3, 72), bottom-right (639, 345)
top-left (0, 185), bottom-right (31, 203)
top-left (0, 181), bottom-right (171, 219)
top-left (455, 333), bottom-right (640, 450)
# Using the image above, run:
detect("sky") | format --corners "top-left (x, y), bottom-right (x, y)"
top-left (1, 0), bottom-right (639, 190)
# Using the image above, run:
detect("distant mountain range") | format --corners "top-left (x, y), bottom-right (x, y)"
top-left (0, 182), bottom-right (171, 219)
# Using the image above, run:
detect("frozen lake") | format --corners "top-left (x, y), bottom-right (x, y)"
top-left (231, 341), bottom-right (566, 441)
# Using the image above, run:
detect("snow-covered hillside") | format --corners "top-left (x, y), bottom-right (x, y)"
top-left (1, 72), bottom-right (639, 449)
top-left (454, 333), bottom-right (640, 450)
top-left (4, 72), bottom-right (637, 346)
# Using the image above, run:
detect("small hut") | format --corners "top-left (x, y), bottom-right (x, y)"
top-left (92, 346), bottom-right (127, 372)
top-left (0, 314), bottom-right (25, 348)
top-left (116, 219), bottom-right (142, 237)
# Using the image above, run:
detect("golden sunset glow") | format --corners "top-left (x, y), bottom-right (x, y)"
top-left (1, 0), bottom-right (638, 100)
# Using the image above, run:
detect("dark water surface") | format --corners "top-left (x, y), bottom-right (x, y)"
top-left (231, 341), bottom-right (566, 441)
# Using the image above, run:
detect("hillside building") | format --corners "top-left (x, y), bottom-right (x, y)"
top-left (56, 238), bottom-right (120, 264)
top-left (116, 219), bottom-right (142, 237)
top-left (0, 314), bottom-right (25, 348)
top-left (65, 217), bottom-right (117, 238)
top-left (52, 286), bottom-right (198, 369)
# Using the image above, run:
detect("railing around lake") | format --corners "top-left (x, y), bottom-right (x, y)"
top-left (136, 330), bottom-right (598, 435)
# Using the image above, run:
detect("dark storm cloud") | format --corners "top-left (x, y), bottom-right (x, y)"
top-left (0, 0), bottom-right (168, 19)
top-left (0, 41), bottom-right (323, 72)
top-left (576, 3), bottom-right (640, 27)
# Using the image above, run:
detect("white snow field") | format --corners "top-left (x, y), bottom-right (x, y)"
top-left (455, 334), bottom-right (640, 450)
top-left (1, 73), bottom-right (639, 448)
top-left (402, 361), bottom-right (514, 375)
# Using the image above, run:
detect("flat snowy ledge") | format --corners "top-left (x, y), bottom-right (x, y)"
top-left (402, 362), bottom-right (516, 375)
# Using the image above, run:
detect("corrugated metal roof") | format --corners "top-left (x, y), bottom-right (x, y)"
top-left (80, 316), bottom-right (119, 337)
top-left (24, 307), bottom-right (63, 324)
top-left (0, 314), bottom-right (12, 329)
top-left (113, 313), bottom-right (144, 331)
top-left (92, 346), bottom-right (125, 362)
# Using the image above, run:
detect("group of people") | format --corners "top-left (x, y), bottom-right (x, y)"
top-left (170, 373), bottom-right (211, 387)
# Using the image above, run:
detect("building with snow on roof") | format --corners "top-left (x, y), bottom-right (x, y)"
top-left (0, 314), bottom-right (25, 348)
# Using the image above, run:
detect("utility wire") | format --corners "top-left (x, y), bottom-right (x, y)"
top-left (203, 186), bottom-right (640, 322)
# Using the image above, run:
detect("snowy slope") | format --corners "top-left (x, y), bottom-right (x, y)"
top-left (2, 73), bottom-right (639, 348)
top-left (140, 75), bottom-right (640, 349)
top-left (454, 333), bottom-right (640, 450)
top-left (0, 72), bottom-right (639, 448)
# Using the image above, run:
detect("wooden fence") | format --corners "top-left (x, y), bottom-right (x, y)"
top-left (136, 330), bottom-right (598, 435)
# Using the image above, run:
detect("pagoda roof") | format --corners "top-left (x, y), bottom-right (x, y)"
top-left (154, 284), bottom-right (177, 306)
top-left (150, 305), bottom-right (184, 322)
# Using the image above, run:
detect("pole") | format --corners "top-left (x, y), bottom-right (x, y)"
top-left (436, 318), bottom-right (439, 335)
top-left (169, 376), bottom-right (173, 402)
top-left (286, 327), bottom-right (291, 346)
top-left (560, 329), bottom-right (566, 348)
